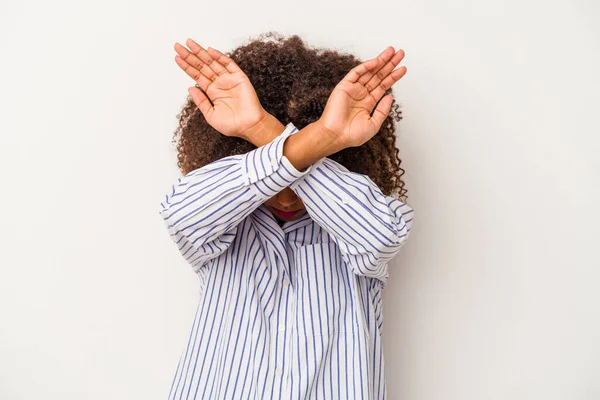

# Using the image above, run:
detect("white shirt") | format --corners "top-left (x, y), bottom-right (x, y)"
top-left (159, 122), bottom-right (414, 399)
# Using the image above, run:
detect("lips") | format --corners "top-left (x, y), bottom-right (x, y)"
top-left (273, 208), bottom-right (300, 218)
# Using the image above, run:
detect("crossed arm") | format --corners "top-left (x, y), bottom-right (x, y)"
top-left (161, 39), bottom-right (414, 286)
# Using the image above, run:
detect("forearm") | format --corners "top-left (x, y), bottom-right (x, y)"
top-left (282, 120), bottom-right (345, 171)
top-left (243, 114), bottom-right (345, 170)
top-left (159, 122), bottom-right (313, 271)
top-left (270, 122), bottom-right (414, 286)
top-left (287, 155), bottom-right (414, 287)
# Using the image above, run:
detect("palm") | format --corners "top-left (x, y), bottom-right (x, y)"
top-left (320, 46), bottom-right (407, 148)
top-left (203, 72), bottom-right (263, 137)
top-left (321, 81), bottom-right (382, 146)
top-left (173, 39), bottom-right (265, 138)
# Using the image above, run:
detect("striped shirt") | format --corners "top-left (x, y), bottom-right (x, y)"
top-left (159, 122), bottom-right (414, 399)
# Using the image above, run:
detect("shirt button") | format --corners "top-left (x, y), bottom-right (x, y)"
top-left (278, 325), bottom-right (285, 331)
top-left (275, 367), bottom-right (283, 375)
top-left (283, 279), bottom-right (290, 286)
top-left (342, 196), bottom-right (349, 204)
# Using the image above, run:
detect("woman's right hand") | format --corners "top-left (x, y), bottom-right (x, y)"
top-left (173, 38), bottom-right (269, 142)
top-left (318, 46), bottom-right (407, 149)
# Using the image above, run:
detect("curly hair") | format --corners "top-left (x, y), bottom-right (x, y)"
top-left (172, 31), bottom-right (408, 202)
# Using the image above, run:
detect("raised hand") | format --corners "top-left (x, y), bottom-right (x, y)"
top-left (173, 39), bottom-right (267, 140)
top-left (318, 46), bottom-right (407, 148)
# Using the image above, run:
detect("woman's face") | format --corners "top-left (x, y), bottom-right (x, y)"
top-left (264, 187), bottom-right (307, 222)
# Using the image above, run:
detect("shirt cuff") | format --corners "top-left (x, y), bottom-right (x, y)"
top-left (285, 154), bottom-right (323, 192)
top-left (241, 122), bottom-right (316, 197)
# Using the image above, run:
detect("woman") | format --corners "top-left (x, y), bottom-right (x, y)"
top-left (159, 32), bottom-right (414, 399)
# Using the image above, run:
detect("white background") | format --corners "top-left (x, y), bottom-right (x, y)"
top-left (1, 0), bottom-right (598, 399)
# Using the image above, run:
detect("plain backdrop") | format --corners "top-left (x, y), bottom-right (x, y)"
top-left (1, 0), bottom-right (599, 399)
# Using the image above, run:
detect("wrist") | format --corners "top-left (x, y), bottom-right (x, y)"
top-left (313, 119), bottom-right (347, 154)
top-left (240, 112), bottom-right (285, 147)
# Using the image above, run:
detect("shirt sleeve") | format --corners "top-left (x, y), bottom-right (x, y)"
top-left (285, 130), bottom-right (415, 288)
top-left (158, 122), bottom-right (315, 273)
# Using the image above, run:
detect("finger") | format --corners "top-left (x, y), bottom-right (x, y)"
top-left (342, 57), bottom-right (381, 83)
top-left (364, 49), bottom-right (405, 92)
top-left (174, 54), bottom-right (212, 92)
top-left (369, 66), bottom-right (407, 102)
top-left (205, 47), bottom-right (242, 74)
top-left (188, 86), bottom-right (213, 119)
top-left (186, 38), bottom-right (227, 76)
top-left (370, 94), bottom-right (393, 130)
top-left (174, 42), bottom-right (217, 82)
top-left (357, 46), bottom-right (395, 86)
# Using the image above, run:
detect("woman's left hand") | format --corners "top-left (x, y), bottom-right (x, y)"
top-left (174, 38), bottom-right (267, 140)
top-left (318, 46), bottom-right (407, 149)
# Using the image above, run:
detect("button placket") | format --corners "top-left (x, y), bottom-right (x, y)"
top-left (269, 244), bottom-right (293, 397)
